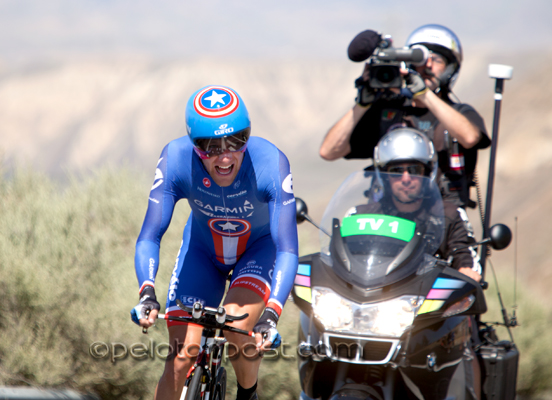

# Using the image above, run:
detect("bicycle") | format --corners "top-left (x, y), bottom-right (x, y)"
top-left (147, 300), bottom-right (255, 400)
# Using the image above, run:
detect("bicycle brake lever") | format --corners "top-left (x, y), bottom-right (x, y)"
top-left (176, 299), bottom-right (193, 312)
top-left (225, 312), bottom-right (249, 322)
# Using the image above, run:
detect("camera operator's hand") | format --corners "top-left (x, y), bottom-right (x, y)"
top-left (404, 69), bottom-right (429, 98)
top-left (355, 77), bottom-right (377, 107)
top-left (354, 63), bottom-right (377, 107)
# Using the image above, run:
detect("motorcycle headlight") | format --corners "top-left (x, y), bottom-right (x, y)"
top-left (312, 288), bottom-right (354, 331)
top-left (312, 287), bottom-right (424, 338)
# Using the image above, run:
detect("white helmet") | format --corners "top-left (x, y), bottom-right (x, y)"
top-left (374, 127), bottom-right (438, 182)
top-left (406, 24), bottom-right (462, 89)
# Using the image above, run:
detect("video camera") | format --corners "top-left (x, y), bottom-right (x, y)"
top-left (348, 30), bottom-right (429, 89)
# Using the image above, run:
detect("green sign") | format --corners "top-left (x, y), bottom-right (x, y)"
top-left (340, 214), bottom-right (416, 242)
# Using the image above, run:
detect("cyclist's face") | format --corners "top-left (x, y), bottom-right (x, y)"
top-left (201, 149), bottom-right (244, 187)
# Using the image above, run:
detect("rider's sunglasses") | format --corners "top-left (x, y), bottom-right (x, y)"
top-left (387, 164), bottom-right (426, 177)
top-left (193, 128), bottom-right (251, 159)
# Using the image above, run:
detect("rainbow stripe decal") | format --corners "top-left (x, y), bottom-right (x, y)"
top-left (418, 278), bottom-right (466, 314)
top-left (294, 264), bottom-right (312, 303)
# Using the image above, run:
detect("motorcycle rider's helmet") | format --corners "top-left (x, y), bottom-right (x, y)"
top-left (405, 24), bottom-right (463, 90)
top-left (185, 85), bottom-right (251, 159)
top-left (374, 127), bottom-right (438, 183)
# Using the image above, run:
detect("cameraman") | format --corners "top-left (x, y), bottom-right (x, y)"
top-left (320, 24), bottom-right (491, 209)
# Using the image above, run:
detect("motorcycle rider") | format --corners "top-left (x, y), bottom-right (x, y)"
top-left (352, 127), bottom-right (482, 398)
top-left (131, 85), bottom-right (299, 400)
top-left (320, 24), bottom-right (490, 210)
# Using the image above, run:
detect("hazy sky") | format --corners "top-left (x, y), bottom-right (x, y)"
top-left (1, 0), bottom-right (550, 63)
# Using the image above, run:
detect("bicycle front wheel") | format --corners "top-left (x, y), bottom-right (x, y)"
top-left (185, 366), bottom-right (204, 400)
top-left (212, 367), bottom-right (227, 400)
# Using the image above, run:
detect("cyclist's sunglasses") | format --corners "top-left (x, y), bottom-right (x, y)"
top-left (193, 128), bottom-right (251, 159)
top-left (387, 164), bottom-right (426, 177)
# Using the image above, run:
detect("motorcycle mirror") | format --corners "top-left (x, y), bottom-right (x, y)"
top-left (296, 197), bottom-right (309, 224)
top-left (295, 197), bottom-right (332, 237)
top-left (488, 223), bottom-right (512, 250)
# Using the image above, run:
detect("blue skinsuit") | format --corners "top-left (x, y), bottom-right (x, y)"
top-left (135, 136), bottom-right (299, 317)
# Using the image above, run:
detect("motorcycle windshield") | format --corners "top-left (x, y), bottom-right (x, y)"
top-left (320, 170), bottom-right (445, 289)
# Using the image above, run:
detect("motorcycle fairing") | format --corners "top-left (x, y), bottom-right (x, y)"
top-left (292, 254), bottom-right (486, 324)
top-left (319, 170), bottom-right (446, 292)
top-left (414, 267), bottom-right (487, 323)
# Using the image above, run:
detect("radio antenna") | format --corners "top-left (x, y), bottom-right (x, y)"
top-left (510, 216), bottom-right (519, 327)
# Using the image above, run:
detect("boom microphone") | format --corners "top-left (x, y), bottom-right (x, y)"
top-left (376, 45), bottom-right (429, 66)
top-left (347, 30), bottom-right (381, 62)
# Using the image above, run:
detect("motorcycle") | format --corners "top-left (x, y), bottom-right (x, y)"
top-left (291, 169), bottom-right (518, 400)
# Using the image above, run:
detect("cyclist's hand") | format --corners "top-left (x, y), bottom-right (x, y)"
top-left (253, 307), bottom-right (282, 352)
top-left (130, 286), bottom-right (161, 328)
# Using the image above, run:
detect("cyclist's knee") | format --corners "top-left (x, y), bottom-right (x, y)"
top-left (167, 324), bottom-right (202, 356)
top-left (162, 350), bottom-right (195, 378)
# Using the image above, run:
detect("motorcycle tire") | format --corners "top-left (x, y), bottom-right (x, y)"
top-left (212, 367), bottom-right (227, 400)
top-left (185, 366), bottom-right (204, 400)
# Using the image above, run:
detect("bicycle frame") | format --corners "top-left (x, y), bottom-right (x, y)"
top-left (180, 326), bottom-right (227, 400)
top-left (152, 301), bottom-right (255, 400)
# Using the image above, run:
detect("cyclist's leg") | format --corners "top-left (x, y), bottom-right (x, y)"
top-left (156, 324), bottom-right (203, 400)
top-left (224, 235), bottom-right (276, 390)
top-left (155, 237), bottom-right (228, 400)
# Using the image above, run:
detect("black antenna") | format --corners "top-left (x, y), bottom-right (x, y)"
top-left (487, 258), bottom-right (516, 343)
top-left (510, 216), bottom-right (519, 327)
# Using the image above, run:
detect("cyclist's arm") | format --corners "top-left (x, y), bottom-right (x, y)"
top-left (135, 144), bottom-right (182, 292)
top-left (265, 150), bottom-right (299, 316)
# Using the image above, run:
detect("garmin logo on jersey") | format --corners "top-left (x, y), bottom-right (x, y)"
top-left (282, 174), bottom-right (293, 194)
top-left (193, 199), bottom-right (254, 214)
top-left (215, 124), bottom-right (234, 136)
top-left (203, 178), bottom-right (211, 188)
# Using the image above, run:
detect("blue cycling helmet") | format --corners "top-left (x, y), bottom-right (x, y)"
top-left (186, 85), bottom-right (251, 158)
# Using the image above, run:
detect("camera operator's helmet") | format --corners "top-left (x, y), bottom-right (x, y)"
top-left (374, 127), bottom-right (438, 183)
top-left (186, 85), bottom-right (251, 159)
top-left (405, 24), bottom-right (463, 89)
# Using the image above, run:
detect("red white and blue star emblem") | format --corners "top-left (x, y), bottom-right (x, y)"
top-left (208, 218), bottom-right (251, 237)
top-left (208, 218), bottom-right (252, 265)
top-left (194, 86), bottom-right (240, 118)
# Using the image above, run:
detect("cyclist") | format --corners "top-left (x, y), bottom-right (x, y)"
top-left (131, 85), bottom-right (299, 400)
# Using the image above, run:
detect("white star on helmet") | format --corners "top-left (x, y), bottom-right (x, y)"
top-left (204, 90), bottom-right (227, 107)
